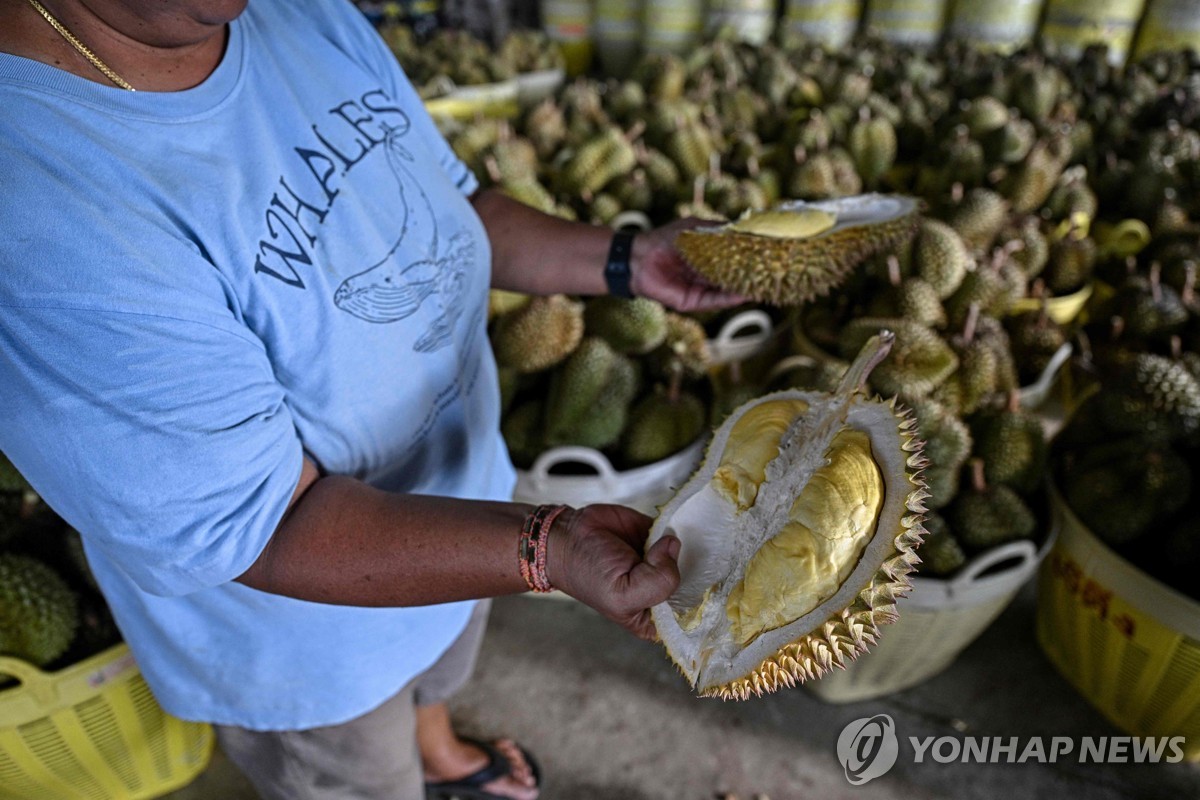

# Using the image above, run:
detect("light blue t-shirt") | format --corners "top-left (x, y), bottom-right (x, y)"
top-left (0, 0), bottom-right (516, 729)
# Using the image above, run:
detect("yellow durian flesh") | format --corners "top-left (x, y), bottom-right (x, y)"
top-left (728, 208), bottom-right (838, 239)
top-left (725, 428), bottom-right (883, 647)
top-left (647, 334), bottom-right (928, 699)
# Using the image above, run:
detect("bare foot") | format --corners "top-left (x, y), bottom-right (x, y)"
top-left (423, 737), bottom-right (538, 800)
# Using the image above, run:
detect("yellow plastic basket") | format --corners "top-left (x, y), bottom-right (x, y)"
top-left (0, 645), bottom-right (213, 800)
top-left (1037, 490), bottom-right (1200, 762)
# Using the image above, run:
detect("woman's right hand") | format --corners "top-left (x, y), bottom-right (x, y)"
top-left (546, 504), bottom-right (681, 641)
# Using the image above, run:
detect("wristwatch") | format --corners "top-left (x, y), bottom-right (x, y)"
top-left (604, 229), bottom-right (637, 298)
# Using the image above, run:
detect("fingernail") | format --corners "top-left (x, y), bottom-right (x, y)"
top-left (666, 535), bottom-right (681, 558)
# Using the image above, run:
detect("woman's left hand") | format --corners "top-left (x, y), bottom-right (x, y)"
top-left (630, 218), bottom-right (747, 313)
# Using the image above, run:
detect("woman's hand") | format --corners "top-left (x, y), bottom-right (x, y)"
top-left (547, 504), bottom-right (681, 641)
top-left (630, 218), bottom-right (747, 313)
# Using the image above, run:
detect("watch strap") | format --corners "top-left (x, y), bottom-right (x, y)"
top-left (604, 229), bottom-right (636, 299)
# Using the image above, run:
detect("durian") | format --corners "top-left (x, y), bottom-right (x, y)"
top-left (0, 553), bottom-right (79, 667)
top-left (949, 460), bottom-right (1036, 552)
top-left (491, 295), bottom-right (584, 374)
top-left (544, 338), bottom-right (640, 450)
top-left (675, 195), bottom-right (920, 306)
top-left (917, 513), bottom-right (967, 577)
top-left (622, 389), bottom-right (707, 466)
top-left (585, 297), bottom-right (669, 355)
top-left (646, 334), bottom-right (927, 698)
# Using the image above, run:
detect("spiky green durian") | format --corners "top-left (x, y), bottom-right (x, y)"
top-left (963, 96), bottom-right (1010, 138)
top-left (1063, 440), bottom-right (1191, 546)
top-left (561, 127), bottom-right (637, 196)
top-left (675, 195), bottom-right (919, 306)
top-left (915, 219), bottom-right (971, 299)
top-left (503, 400), bottom-right (545, 468)
top-left (648, 313), bottom-right (711, 381)
top-left (892, 278), bottom-right (948, 329)
top-left (924, 463), bottom-right (961, 511)
top-left (849, 115), bottom-right (897, 190)
top-left (909, 398), bottom-right (972, 474)
top-left (1096, 353), bottom-right (1200, 442)
top-left (949, 461), bottom-right (1036, 552)
top-left (1009, 310), bottom-right (1066, 383)
top-left (646, 334), bottom-right (927, 699)
top-left (491, 295), bottom-right (584, 374)
top-left (0, 553), bottom-right (79, 667)
top-left (971, 407), bottom-right (1047, 494)
top-left (838, 318), bottom-right (959, 399)
top-left (622, 389), bottom-right (707, 466)
top-left (917, 513), bottom-right (967, 577)
top-left (544, 338), bottom-right (639, 449)
top-left (1044, 233), bottom-right (1096, 295)
top-left (1002, 216), bottom-right (1050, 279)
top-left (946, 189), bottom-right (1010, 251)
top-left (585, 297), bottom-right (669, 355)
top-left (1004, 134), bottom-right (1072, 215)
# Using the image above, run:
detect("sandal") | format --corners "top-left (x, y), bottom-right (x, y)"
top-left (424, 737), bottom-right (542, 800)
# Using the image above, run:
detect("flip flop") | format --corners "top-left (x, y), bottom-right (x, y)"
top-left (424, 737), bottom-right (542, 800)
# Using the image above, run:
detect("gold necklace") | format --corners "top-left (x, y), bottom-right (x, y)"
top-left (26, 0), bottom-right (135, 91)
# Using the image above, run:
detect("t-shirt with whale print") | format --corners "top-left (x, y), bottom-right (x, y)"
top-left (0, 0), bottom-right (513, 729)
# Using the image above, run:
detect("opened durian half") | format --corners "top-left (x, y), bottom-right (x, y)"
top-left (647, 334), bottom-right (928, 699)
top-left (676, 194), bottom-right (919, 305)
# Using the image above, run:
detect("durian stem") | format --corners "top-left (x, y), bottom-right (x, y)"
top-left (970, 458), bottom-right (987, 493)
top-left (835, 332), bottom-right (894, 398)
top-left (963, 302), bottom-right (981, 344)
top-left (1150, 262), bottom-right (1163, 304)
top-left (667, 365), bottom-right (683, 404)
top-left (887, 255), bottom-right (901, 287)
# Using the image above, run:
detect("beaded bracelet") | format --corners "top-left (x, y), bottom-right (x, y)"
top-left (518, 504), bottom-right (567, 593)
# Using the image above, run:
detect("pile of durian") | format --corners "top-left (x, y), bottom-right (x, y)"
top-left (462, 34), bottom-right (1199, 586)
top-left (493, 292), bottom-right (714, 469)
top-left (0, 455), bottom-right (119, 674)
top-left (382, 26), bottom-right (564, 99)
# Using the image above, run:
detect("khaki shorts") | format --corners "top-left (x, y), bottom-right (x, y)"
top-left (215, 599), bottom-right (491, 800)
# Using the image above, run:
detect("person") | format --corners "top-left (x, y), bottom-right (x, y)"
top-left (0, 1), bottom-right (740, 798)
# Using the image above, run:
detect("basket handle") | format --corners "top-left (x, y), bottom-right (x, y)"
top-left (0, 655), bottom-right (48, 689)
top-left (714, 309), bottom-right (773, 349)
top-left (611, 211), bottom-right (652, 232)
top-left (1030, 342), bottom-right (1074, 393)
top-left (950, 539), bottom-right (1039, 590)
top-left (765, 354), bottom-right (819, 385)
top-left (528, 447), bottom-right (620, 492)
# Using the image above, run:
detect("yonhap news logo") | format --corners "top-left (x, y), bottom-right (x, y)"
top-left (837, 715), bottom-right (899, 785)
top-left (835, 714), bottom-right (1189, 785)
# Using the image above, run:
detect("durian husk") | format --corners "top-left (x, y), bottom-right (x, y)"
top-left (646, 334), bottom-right (928, 700)
top-left (675, 195), bottom-right (919, 306)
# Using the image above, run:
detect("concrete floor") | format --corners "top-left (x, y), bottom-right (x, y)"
top-left (167, 585), bottom-right (1199, 800)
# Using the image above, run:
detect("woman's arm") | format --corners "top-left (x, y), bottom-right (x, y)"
top-left (472, 188), bottom-right (744, 312)
top-left (236, 459), bottom-right (681, 639)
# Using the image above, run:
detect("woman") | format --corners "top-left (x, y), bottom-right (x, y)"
top-left (0, 1), bottom-right (739, 798)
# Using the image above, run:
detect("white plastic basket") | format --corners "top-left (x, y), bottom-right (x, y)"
top-left (785, 0), bottom-right (864, 48)
top-left (513, 439), bottom-right (705, 516)
top-left (515, 68), bottom-right (566, 105)
top-left (707, 309), bottom-right (776, 366)
top-left (806, 527), bottom-right (1056, 703)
